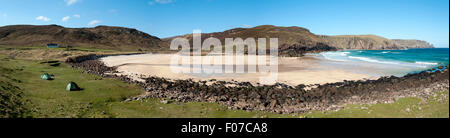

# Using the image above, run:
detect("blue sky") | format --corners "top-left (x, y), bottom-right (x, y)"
top-left (0, 0), bottom-right (449, 47)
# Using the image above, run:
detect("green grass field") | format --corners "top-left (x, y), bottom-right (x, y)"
top-left (0, 54), bottom-right (448, 118)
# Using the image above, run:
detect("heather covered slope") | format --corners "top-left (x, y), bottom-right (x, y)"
top-left (0, 25), bottom-right (165, 51)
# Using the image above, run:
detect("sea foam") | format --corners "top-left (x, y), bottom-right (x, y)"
top-left (348, 56), bottom-right (400, 65)
top-left (320, 50), bottom-right (443, 69)
top-left (415, 61), bottom-right (438, 65)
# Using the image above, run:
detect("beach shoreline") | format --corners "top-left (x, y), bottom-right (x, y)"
top-left (100, 53), bottom-right (372, 86)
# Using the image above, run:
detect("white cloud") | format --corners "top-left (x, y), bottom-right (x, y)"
top-left (36, 16), bottom-right (51, 22)
top-left (62, 16), bottom-right (71, 22)
top-left (73, 14), bottom-right (81, 18)
top-left (65, 0), bottom-right (79, 6)
top-left (148, 0), bottom-right (173, 5)
top-left (88, 20), bottom-right (101, 26)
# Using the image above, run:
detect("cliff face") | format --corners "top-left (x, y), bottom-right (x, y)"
top-left (392, 39), bottom-right (434, 49)
top-left (321, 35), bottom-right (399, 50)
top-left (0, 25), bottom-right (164, 51)
top-left (321, 35), bottom-right (434, 50)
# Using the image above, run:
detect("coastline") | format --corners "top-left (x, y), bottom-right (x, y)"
top-left (100, 48), bottom-right (449, 85)
top-left (315, 48), bottom-right (449, 77)
top-left (66, 53), bottom-right (449, 114)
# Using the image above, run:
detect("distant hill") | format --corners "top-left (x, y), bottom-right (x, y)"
top-left (391, 39), bottom-right (433, 49)
top-left (321, 35), bottom-right (434, 50)
top-left (164, 25), bottom-right (434, 56)
top-left (0, 25), bottom-right (165, 51)
top-left (0, 25), bottom-right (433, 55)
top-left (163, 25), bottom-right (338, 56)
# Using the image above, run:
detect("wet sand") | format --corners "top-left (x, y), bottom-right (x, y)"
top-left (100, 54), bottom-right (371, 86)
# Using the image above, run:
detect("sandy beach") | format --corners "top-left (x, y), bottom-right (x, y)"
top-left (100, 54), bottom-right (372, 86)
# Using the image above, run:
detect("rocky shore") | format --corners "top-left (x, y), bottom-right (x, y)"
top-left (67, 55), bottom-right (449, 114)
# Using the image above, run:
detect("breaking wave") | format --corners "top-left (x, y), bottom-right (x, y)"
top-left (348, 56), bottom-right (400, 65)
top-left (319, 49), bottom-right (445, 69)
top-left (415, 61), bottom-right (439, 65)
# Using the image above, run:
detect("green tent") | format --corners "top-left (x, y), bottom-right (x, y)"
top-left (66, 81), bottom-right (80, 91)
top-left (41, 73), bottom-right (52, 80)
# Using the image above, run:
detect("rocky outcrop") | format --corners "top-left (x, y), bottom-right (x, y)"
top-left (279, 42), bottom-right (337, 57)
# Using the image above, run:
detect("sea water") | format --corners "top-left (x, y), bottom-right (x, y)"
top-left (316, 48), bottom-right (449, 77)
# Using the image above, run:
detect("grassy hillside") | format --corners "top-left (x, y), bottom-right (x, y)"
top-left (0, 68), bottom-right (31, 118)
top-left (0, 25), bottom-right (166, 51)
top-left (0, 53), bottom-right (293, 118)
top-left (0, 49), bottom-right (448, 118)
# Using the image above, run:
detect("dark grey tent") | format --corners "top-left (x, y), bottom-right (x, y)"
top-left (66, 81), bottom-right (80, 91)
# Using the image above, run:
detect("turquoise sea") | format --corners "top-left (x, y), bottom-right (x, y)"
top-left (316, 48), bottom-right (449, 77)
